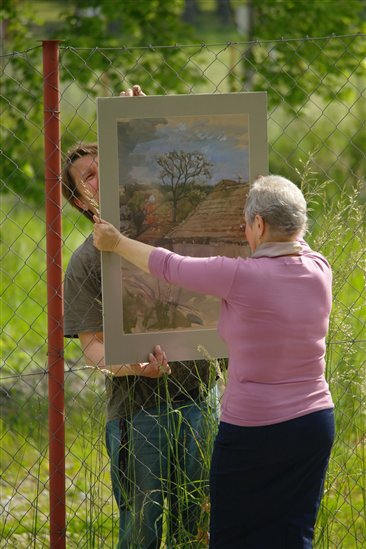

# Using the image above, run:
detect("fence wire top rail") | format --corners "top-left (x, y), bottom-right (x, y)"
top-left (1, 32), bottom-right (364, 58)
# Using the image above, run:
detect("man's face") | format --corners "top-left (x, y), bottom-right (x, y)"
top-left (70, 154), bottom-right (99, 215)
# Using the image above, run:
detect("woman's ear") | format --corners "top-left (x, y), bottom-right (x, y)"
top-left (255, 214), bottom-right (265, 237)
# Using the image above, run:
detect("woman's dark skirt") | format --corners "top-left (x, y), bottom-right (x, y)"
top-left (209, 408), bottom-right (335, 549)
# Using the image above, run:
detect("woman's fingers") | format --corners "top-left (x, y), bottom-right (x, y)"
top-left (93, 219), bottom-right (121, 251)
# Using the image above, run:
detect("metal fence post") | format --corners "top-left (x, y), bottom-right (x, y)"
top-left (42, 39), bottom-right (65, 549)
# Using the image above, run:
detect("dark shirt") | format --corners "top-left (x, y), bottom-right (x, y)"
top-left (64, 234), bottom-right (211, 420)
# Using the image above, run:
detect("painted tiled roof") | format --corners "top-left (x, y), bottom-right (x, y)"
top-left (164, 179), bottom-right (249, 244)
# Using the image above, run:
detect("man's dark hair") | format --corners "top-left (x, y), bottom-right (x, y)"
top-left (62, 143), bottom-right (98, 221)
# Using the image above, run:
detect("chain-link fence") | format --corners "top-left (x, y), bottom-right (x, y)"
top-left (1, 34), bottom-right (365, 548)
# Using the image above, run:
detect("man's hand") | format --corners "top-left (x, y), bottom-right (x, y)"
top-left (79, 333), bottom-right (170, 378)
top-left (124, 345), bottom-right (171, 378)
top-left (120, 84), bottom-right (146, 97)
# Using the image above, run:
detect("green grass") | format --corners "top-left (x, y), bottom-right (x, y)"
top-left (1, 181), bottom-right (365, 547)
top-left (0, 198), bottom-right (91, 377)
top-left (1, 144), bottom-right (365, 549)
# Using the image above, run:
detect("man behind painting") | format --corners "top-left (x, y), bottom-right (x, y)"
top-left (62, 85), bottom-right (213, 548)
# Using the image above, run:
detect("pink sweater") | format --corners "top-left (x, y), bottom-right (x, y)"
top-left (149, 242), bottom-right (334, 426)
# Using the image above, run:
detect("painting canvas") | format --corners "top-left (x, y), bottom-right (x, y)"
top-left (97, 92), bottom-right (268, 364)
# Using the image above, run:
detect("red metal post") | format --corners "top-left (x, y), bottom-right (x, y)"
top-left (42, 40), bottom-right (65, 549)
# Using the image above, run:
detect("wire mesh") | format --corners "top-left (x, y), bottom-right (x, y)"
top-left (1, 35), bottom-right (365, 548)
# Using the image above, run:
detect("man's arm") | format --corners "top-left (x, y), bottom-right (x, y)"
top-left (79, 331), bottom-right (171, 377)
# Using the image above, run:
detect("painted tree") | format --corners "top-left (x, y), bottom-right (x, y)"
top-left (156, 151), bottom-right (212, 222)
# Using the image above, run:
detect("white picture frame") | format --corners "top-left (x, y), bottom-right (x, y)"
top-left (97, 92), bottom-right (268, 363)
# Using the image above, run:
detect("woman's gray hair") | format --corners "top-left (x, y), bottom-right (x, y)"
top-left (245, 175), bottom-right (308, 237)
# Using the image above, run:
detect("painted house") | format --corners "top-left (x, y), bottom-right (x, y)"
top-left (161, 179), bottom-right (251, 258)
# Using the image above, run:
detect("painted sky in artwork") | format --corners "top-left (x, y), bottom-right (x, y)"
top-left (117, 114), bottom-right (249, 187)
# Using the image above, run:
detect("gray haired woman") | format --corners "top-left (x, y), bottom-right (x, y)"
top-left (94, 175), bottom-right (335, 549)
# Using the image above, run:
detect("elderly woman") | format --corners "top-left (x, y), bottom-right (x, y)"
top-left (93, 175), bottom-right (335, 549)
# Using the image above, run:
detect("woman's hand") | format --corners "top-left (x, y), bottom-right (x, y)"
top-left (93, 216), bottom-right (122, 252)
top-left (93, 215), bottom-right (154, 272)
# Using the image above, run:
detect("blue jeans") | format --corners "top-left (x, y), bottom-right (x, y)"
top-left (106, 399), bottom-right (210, 549)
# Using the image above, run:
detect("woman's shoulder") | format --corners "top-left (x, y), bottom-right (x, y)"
top-left (299, 240), bottom-right (331, 272)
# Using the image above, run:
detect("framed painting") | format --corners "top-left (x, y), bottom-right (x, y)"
top-left (97, 92), bottom-right (268, 364)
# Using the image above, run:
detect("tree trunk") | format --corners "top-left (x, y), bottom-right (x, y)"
top-left (182, 0), bottom-right (199, 24)
top-left (241, 0), bottom-right (256, 91)
top-left (216, 0), bottom-right (234, 24)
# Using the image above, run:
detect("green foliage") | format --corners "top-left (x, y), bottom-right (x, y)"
top-left (1, 1), bottom-right (47, 201)
top-left (252, 0), bottom-right (365, 38)
top-left (1, 0), bottom-right (365, 204)
top-left (1, 49), bottom-right (45, 202)
top-left (243, 0), bottom-right (366, 108)
top-left (56, 0), bottom-right (203, 95)
top-left (60, 0), bottom-right (189, 46)
top-left (1, 0), bottom-right (203, 204)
